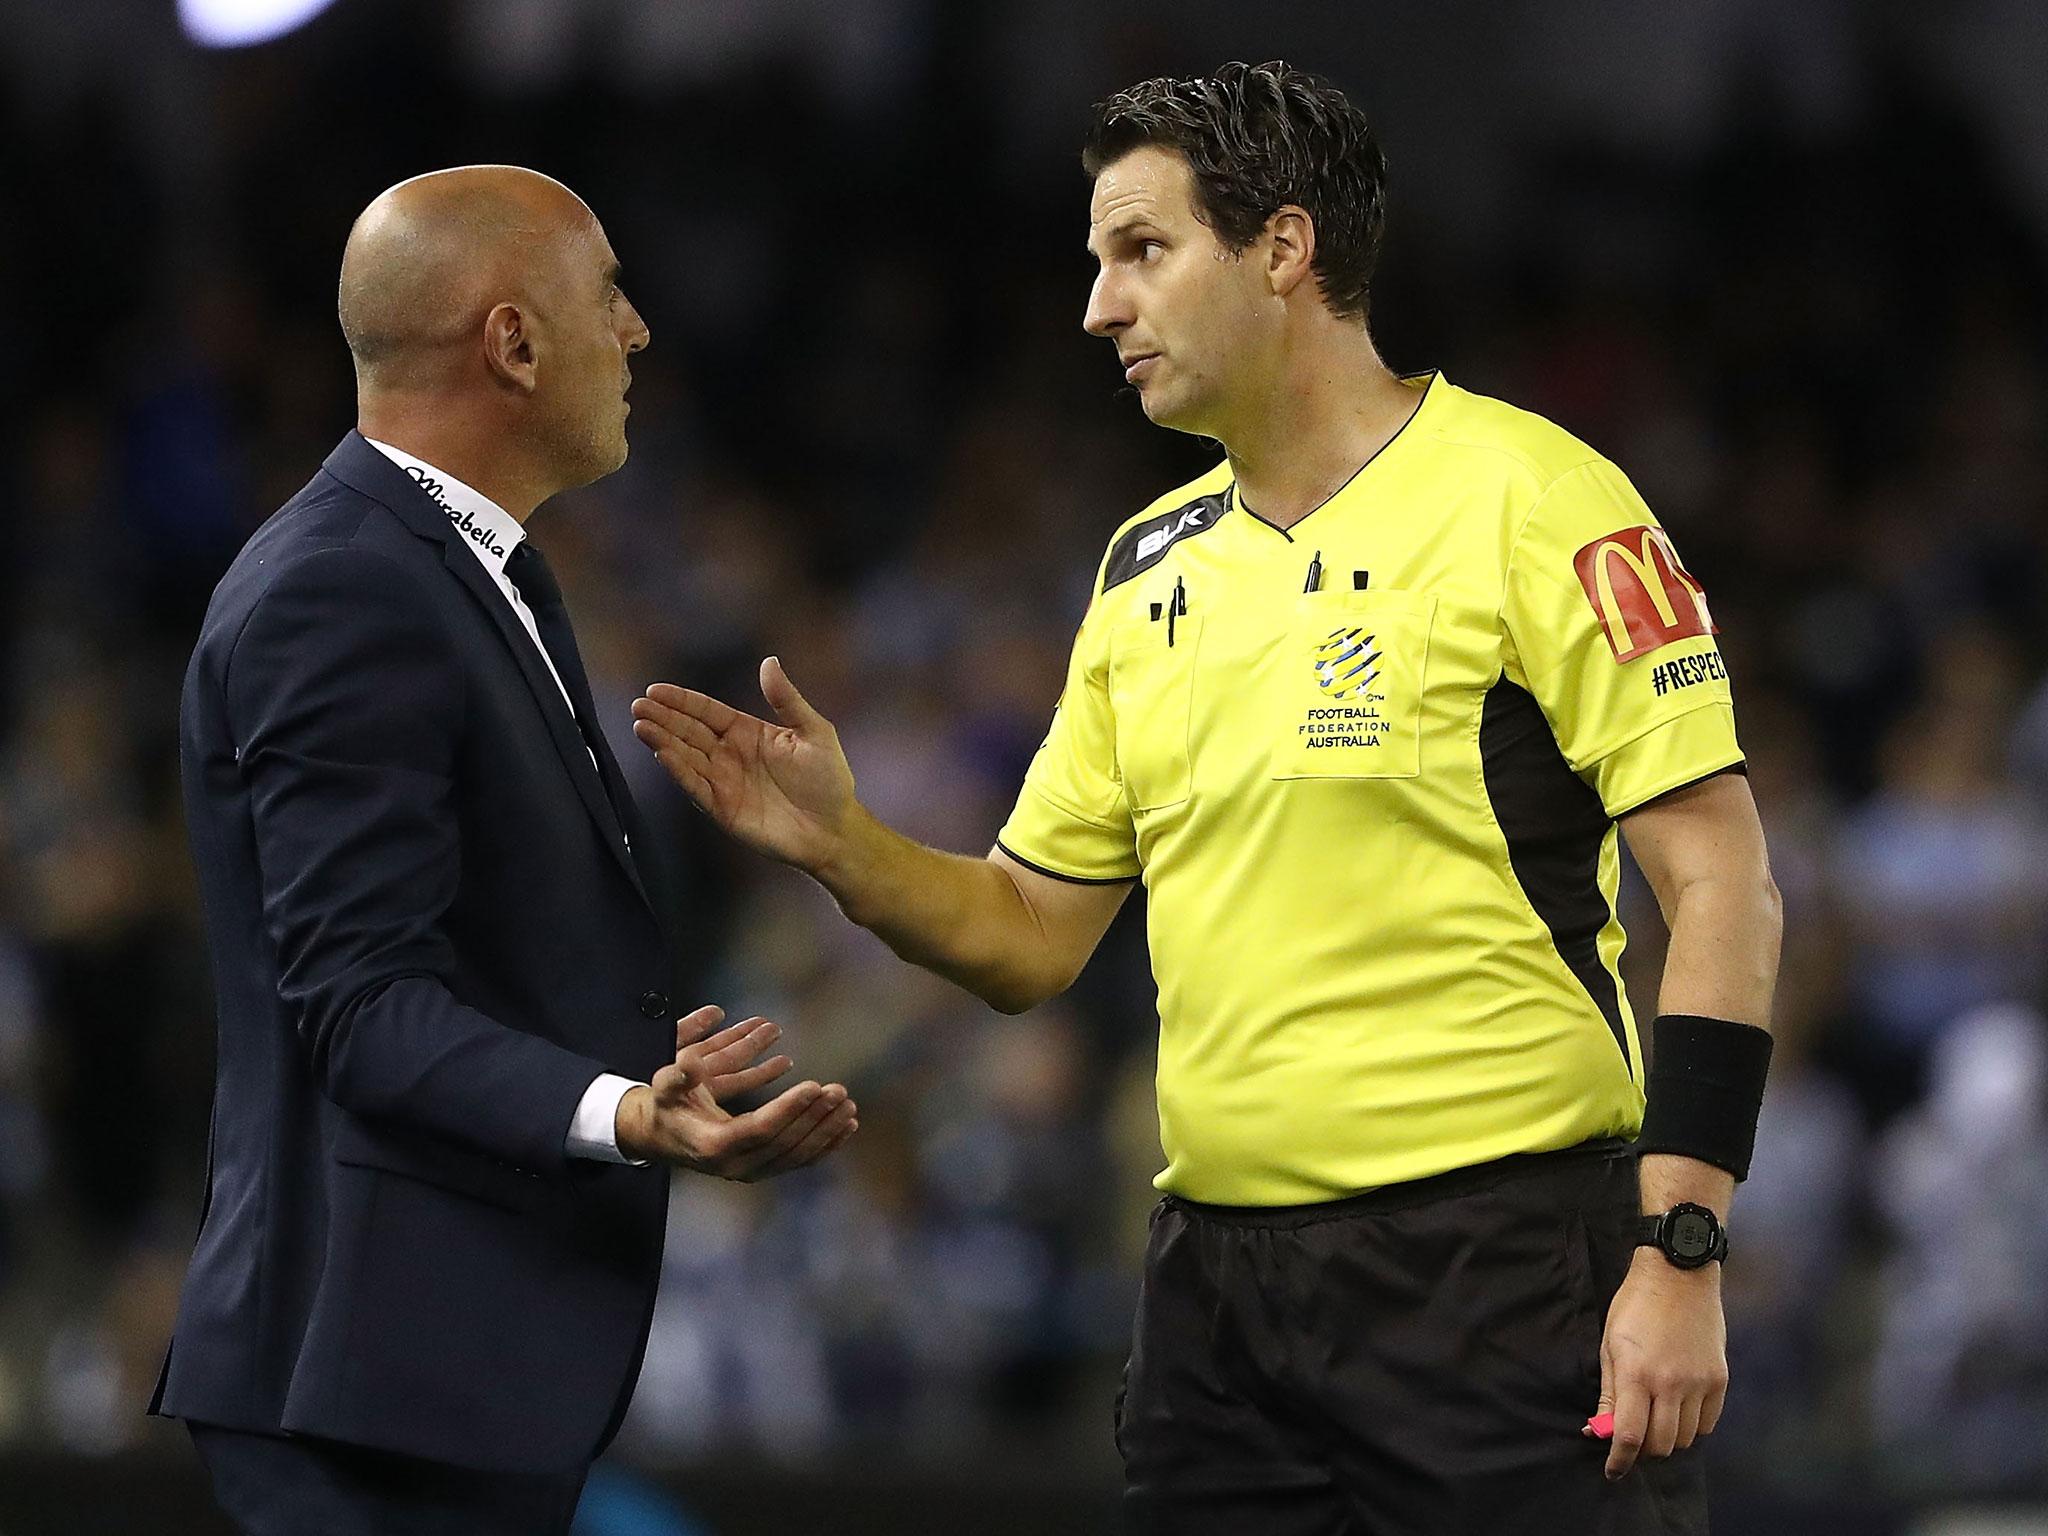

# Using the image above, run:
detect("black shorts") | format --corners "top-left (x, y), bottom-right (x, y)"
top-left (1117, 1141), bottom-right (1709, 1536)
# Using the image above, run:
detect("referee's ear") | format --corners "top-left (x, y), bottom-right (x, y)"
top-left (1264, 205), bottom-right (1318, 302)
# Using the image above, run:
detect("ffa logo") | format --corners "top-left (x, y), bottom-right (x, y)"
top-left (1314, 627), bottom-right (1380, 700)
top-left (1571, 525), bottom-right (1716, 663)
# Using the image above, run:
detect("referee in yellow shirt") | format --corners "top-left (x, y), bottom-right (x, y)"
top-left (633, 60), bottom-right (1780, 1536)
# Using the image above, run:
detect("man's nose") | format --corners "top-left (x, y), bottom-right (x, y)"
top-left (622, 297), bottom-right (650, 354)
top-left (1083, 272), bottom-right (1128, 338)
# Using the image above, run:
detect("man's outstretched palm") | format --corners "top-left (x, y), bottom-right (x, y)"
top-left (622, 1006), bottom-right (856, 1179)
top-left (631, 658), bottom-right (856, 873)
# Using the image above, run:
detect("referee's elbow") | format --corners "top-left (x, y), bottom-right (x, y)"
top-left (976, 958), bottom-right (1073, 1016)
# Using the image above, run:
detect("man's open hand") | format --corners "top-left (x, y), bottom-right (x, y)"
top-left (631, 660), bottom-right (859, 876)
top-left (615, 1005), bottom-right (857, 1179)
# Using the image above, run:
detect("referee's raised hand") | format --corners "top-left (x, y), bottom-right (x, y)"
top-left (632, 658), bottom-right (859, 874)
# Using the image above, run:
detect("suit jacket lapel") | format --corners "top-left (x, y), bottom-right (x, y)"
top-left (320, 433), bottom-right (653, 909)
top-left (442, 540), bottom-right (651, 904)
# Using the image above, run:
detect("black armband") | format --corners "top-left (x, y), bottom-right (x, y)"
top-left (1634, 1014), bottom-right (1774, 1181)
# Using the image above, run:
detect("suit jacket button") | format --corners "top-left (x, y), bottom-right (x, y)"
top-left (638, 990), bottom-right (670, 1020)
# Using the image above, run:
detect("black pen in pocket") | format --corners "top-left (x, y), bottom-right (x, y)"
top-left (1304, 551), bottom-right (1323, 593)
top-left (1168, 575), bottom-right (1186, 646)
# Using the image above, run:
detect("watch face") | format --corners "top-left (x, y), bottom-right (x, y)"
top-left (1670, 1209), bottom-right (1714, 1258)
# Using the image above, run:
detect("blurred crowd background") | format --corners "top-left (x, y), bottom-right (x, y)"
top-left (3, 0), bottom-right (2048, 1530)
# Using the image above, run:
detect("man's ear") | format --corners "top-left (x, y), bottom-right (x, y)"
top-left (1265, 206), bottom-right (1317, 301)
top-left (483, 301), bottom-right (538, 392)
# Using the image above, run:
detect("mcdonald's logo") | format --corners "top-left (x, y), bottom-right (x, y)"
top-left (1571, 525), bottom-right (1717, 662)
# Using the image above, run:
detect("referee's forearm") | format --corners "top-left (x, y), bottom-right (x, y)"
top-left (1652, 868), bottom-right (1782, 1028)
top-left (814, 807), bottom-right (1057, 1013)
top-left (1638, 867), bottom-right (1781, 1218)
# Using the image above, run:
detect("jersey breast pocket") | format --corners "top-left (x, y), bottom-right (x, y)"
top-left (1269, 589), bottom-right (1436, 780)
top-left (1109, 614), bottom-right (1203, 811)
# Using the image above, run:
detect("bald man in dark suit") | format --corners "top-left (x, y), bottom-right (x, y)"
top-left (152, 166), bottom-right (859, 1536)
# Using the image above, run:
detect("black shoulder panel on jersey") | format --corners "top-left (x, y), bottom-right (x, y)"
top-left (1101, 491), bottom-right (1232, 593)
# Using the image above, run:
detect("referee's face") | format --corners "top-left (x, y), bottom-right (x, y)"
top-left (1085, 146), bottom-right (1271, 438)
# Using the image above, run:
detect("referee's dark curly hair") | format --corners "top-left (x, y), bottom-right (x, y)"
top-left (1082, 60), bottom-right (1389, 325)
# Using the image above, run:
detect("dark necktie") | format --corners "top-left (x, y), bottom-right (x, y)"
top-left (504, 541), bottom-right (633, 829)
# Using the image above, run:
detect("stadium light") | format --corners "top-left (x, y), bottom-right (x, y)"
top-left (178, 0), bottom-right (343, 48)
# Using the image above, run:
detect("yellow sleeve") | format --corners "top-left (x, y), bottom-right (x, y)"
top-left (1502, 459), bottom-right (1745, 817)
top-left (995, 588), bottom-right (1141, 883)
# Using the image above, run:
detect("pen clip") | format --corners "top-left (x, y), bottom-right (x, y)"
top-left (1304, 551), bottom-right (1323, 594)
top-left (1168, 575), bottom-right (1184, 646)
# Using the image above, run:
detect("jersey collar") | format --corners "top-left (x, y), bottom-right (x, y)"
top-left (1230, 369), bottom-right (1443, 538)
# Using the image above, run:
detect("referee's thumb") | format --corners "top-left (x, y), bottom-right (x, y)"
top-left (760, 656), bottom-right (822, 732)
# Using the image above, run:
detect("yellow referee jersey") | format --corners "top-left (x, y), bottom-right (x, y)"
top-left (997, 373), bottom-right (1744, 1205)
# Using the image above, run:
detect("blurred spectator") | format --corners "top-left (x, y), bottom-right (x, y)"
top-left (1831, 624), bottom-right (2048, 1118)
top-left (4, 668), bottom-right (171, 1243)
top-left (1870, 1004), bottom-right (2048, 1492)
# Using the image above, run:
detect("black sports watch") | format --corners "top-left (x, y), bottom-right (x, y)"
top-left (1636, 1203), bottom-right (1728, 1270)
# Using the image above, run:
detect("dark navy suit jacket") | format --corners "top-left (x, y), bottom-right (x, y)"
top-left (152, 432), bottom-right (679, 1473)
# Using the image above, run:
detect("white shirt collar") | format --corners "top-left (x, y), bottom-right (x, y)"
top-left (364, 438), bottom-right (526, 578)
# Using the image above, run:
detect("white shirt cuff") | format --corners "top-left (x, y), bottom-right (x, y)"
top-left (565, 1073), bottom-right (648, 1165)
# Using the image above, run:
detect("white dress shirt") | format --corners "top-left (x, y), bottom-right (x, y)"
top-left (366, 439), bottom-right (647, 1166)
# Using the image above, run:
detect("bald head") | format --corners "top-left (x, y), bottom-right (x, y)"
top-left (338, 165), bottom-right (596, 391)
top-left (340, 164), bottom-right (649, 508)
